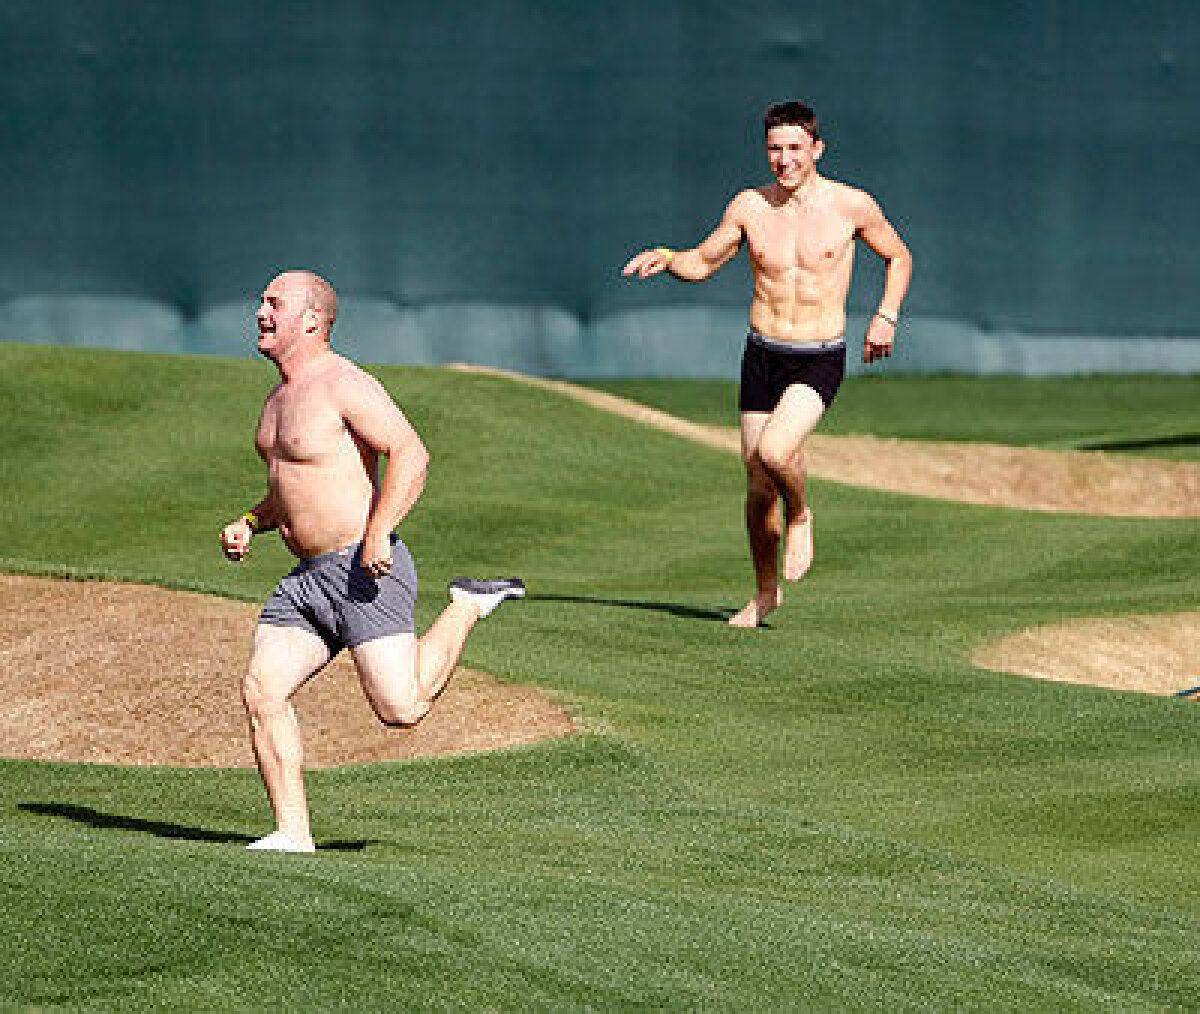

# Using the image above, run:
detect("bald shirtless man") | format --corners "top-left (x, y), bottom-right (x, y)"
top-left (623, 101), bottom-right (912, 628)
top-left (221, 270), bottom-right (524, 853)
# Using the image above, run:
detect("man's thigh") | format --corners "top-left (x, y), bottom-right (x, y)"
top-left (249, 623), bottom-right (333, 700)
top-left (758, 383), bottom-right (826, 458)
top-left (349, 633), bottom-right (419, 717)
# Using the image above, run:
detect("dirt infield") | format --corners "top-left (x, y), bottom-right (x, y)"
top-left (0, 576), bottom-right (574, 768)
top-left (3, 370), bottom-right (1197, 770)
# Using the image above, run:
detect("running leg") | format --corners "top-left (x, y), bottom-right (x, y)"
top-left (352, 579), bottom-right (524, 726)
top-left (241, 624), bottom-right (332, 851)
top-left (753, 384), bottom-right (825, 582)
top-left (729, 411), bottom-right (784, 628)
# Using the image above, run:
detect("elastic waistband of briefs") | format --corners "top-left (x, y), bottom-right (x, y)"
top-left (747, 329), bottom-right (846, 354)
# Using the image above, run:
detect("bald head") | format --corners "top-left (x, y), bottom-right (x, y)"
top-left (273, 270), bottom-right (338, 337)
top-left (256, 270), bottom-right (343, 368)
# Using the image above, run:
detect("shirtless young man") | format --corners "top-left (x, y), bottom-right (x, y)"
top-left (623, 101), bottom-right (912, 628)
top-left (220, 270), bottom-right (524, 853)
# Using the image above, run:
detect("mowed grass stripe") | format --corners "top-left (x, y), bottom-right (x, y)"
top-left (1, 344), bottom-right (1198, 1008)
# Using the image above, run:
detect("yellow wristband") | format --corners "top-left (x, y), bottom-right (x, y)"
top-left (655, 247), bottom-right (676, 264)
top-left (241, 511), bottom-right (260, 533)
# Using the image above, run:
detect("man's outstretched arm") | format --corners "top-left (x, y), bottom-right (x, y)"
top-left (622, 196), bottom-right (746, 283)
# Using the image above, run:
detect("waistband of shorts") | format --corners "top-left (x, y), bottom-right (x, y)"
top-left (747, 329), bottom-right (846, 354)
top-left (293, 533), bottom-right (398, 572)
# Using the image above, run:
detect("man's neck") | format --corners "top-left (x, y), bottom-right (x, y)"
top-left (275, 342), bottom-right (332, 383)
top-left (779, 171), bottom-right (822, 208)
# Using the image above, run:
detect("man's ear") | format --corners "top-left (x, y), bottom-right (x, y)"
top-left (814, 138), bottom-right (826, 161)
top-left (302, 308), bottom-right (322, 335)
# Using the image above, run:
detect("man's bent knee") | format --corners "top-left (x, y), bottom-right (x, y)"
top-left (755, 434), bottom-right (801, 478)
top-left (242, 670), bottom-right (287, 719)
top-left (373, 698), bottom-right (430, 728)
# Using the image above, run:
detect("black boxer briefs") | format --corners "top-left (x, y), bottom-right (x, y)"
top-left (738, 329), bottom-right (846, 412)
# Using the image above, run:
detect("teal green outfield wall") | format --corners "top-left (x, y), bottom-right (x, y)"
top-left (1, 1), bottom-right (1196, 375)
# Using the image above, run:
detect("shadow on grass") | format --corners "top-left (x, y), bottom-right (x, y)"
top-left (1074, 433), bottom-right (1200, 452)
top-left (529, 593), bottom-right (758, 625)
top-left (18, 802), bottom-right (370, 852)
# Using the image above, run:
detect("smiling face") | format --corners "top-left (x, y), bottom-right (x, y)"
top-left (255, 275), bottom-right (308, 362)
top-left (765, 124), bottom-right (824, 192)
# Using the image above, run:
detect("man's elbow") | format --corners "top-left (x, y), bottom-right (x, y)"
top-left (887, 245), bottom-right (913, 278)
top-left (407, 444), bottom-right (431, 489)
top-left (384, 438), bottom-right (429, 487)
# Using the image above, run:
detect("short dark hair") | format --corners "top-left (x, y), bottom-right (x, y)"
top-left (764, 101), bottom-right (821, 142)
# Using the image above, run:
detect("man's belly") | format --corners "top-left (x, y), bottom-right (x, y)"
top-left (749, 300), bottom-right (846, 344)
top-left (272, 470), bottom-right (374, 559)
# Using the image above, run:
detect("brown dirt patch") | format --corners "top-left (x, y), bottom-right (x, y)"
top-left (803, 437), bottom-right (1200, 518)
top-left (0, 575), bottom-right (575, 768)
top-left (974, 613), bottom-right (1200, 697)
top-left (448, 363), bottom-right (1200, 518)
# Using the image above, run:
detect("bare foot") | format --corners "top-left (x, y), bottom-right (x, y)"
top-left (728, 587), bottom-right (782, 628)
top-left (783, 508), bottom-right (813, 582)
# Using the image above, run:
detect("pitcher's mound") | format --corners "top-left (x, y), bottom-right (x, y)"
top-left (0, 575), bottom-right (575, 768)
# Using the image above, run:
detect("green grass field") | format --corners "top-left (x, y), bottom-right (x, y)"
top-left (2, 343), bottom-right (1199, 1009)
top-left (588, 375), bottom-right (1200, 460)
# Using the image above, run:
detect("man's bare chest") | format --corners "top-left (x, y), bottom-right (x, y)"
top-left (257, 390), bottom-right (348, 464)
top-left (744, 208), bottom-right (856, 274)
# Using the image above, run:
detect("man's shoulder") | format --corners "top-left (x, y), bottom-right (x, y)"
top-left (724, 187), bottom-right (771, 220)
top-left (326, 354), bottom-right (385, 395)
top-left (734, 187), bottom-right (772, 207)
top-left (278, 354), bottom-right (375, 405)
top-left (328, 352), bottom-right (368, 378)
top-left (325, 356), bottom-right (405, 421)
top-left (820, 176), bottom-right (880, 214)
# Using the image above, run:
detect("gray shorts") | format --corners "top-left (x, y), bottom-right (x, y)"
top-left (260, 536), bottom-right (418, 655)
